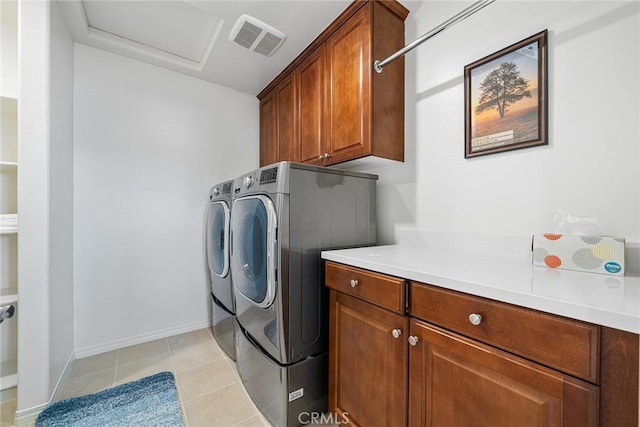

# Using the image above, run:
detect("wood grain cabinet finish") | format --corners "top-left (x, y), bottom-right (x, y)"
top-left (275, 74), bottom-right (298, 162)
top-left (259, 91), bottom-right (278, 166)
top-left (325, 260), bottom-right (405, 314)
top-left (410, 281), bottom-right (600, 383)
top-left (258, 0), bottom-right (408, 167)
top-left (328, 279), bottom-right (408, 427)
top-left (297, 47), bottom-right (325, 165)
top-left (326, 262), bottom-right (639, 427)
top-left (408, 319), bottom-right (599, 427)
top-left (259, 74), bottom-right (298, 166)
top-left (324, 1), bottom-right (406, 165)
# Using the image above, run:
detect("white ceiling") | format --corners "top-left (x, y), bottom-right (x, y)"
top-left (60, 0), bottom-right (353, 95)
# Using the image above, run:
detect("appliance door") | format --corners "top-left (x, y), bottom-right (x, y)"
top-left (231, 195), bottom-right (278, 309)
top-left (207, 200), bottom-right (234, 311)
top-left (206, 200), bottom-right (230, 279)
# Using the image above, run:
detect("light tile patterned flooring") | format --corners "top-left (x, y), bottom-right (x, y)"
top-left (2, 328), bottom-right (272, 427)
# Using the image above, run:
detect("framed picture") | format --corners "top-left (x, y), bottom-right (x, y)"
top-left (465, 30), bottom-right (548, 158)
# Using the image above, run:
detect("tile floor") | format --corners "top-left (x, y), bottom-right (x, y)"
top-left (3, 328), bottom-right (272, 427)
top-left (1, 388), bottom-right (17, 427)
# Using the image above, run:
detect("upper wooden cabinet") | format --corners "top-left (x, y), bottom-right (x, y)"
top-left (259, 91), bottom-right (278, 166)
top-left (297, 47), bottom-right (325, 165)
top-left (259, 74), bottom-right (298, 166)
top-left (258, 0), bottom-right (409, 167)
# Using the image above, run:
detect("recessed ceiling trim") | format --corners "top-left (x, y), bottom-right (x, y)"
top-left (86, 27), bottom-right (203, 70)
top-left (81, 0), bottom-right (223, 71)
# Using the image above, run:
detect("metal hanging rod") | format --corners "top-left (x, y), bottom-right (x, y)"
top-left (374, 0), bottom-right (495, 73)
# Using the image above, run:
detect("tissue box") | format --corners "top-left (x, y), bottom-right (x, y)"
top-left (532, 234), bottom-right (625, 276)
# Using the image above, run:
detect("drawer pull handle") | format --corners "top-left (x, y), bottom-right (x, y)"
top-left (468, 313), bottom-right (483, 326)
top-left (408, 336), bottom-right (419, 346)
top-left (391, 328), bottom-right (402, 339)
top-left (350, 279), bottom-right (358, 288)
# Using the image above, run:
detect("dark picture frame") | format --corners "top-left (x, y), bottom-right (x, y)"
top-left (465, 30), bottom-right (548, 158)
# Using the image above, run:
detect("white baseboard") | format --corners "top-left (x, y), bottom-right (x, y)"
top-left (14, 402), bottom-right (47, 426)
top-left (73, 319), bottom-right (211, 359)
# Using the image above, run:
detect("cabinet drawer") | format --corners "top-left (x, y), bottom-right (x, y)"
top-left (409, 282), bottom-right (600, 383)
top-left (325, 261), bottom-right (405, 314)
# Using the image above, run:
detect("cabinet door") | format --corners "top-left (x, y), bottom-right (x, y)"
top-left (297, 47), bottom-right (325, 165)
top-left (276, 73), bottom-right (298, 162)
top-left (408, 319), bottom-right (598, 427)
top-left (325, 6), bottom-right (371, 165)
top-left (329, 290), bottom-right (407, 427)
top-left (259, 91), bottom-right (278, 167)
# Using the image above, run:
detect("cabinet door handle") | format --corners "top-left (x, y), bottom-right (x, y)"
top-left (324, 152), bottom-right (330, 159)
top-left (318, 155), bottom-right (324, 160)
top-left (350, 279), bottom-right (358, 288)
top-left (391, 328), bottom-right (402, 339)
top-left (408, 336), bottom-right (419, 346)
top-left (468, 313), bottom-right (483, 326)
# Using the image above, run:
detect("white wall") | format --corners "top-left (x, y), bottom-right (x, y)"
top-left (17, 0), bottom-right (51, 413)
top-left (16, 0), bottom-right (75, 416)
top-left (368, 1), bottom-right (639, 246)
top-left (48, 0), bottom-right (75, 394)
top-left (73, 45), bottom-right (258, 355)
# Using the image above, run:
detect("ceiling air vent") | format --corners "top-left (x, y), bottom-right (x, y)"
top-left (229, 15), bottom-right (286, 57)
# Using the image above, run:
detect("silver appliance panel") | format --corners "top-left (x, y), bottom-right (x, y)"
top-left (207, 180), bottom-right (236, 360)
top-left (236, 320), bottom-right (328, 427)
top-left (211, 293), bottom-right (235, 360)
top-left (231, 162), bottom-right (377, 426)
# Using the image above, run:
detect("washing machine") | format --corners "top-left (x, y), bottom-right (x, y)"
top-left (206, 180), bottom-right (235, 360)
top-left (231, 162), bottom-right (377, 426)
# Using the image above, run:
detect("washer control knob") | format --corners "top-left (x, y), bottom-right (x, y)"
top-left (212, 187), bottom-right (220, 196)
top-left (243, 176), bottom-right (254, 189)
top-left (408, 336), bottom-right (419, 346)
top-left (391, 328), bottom-right (402, 339)
top-left (468, 313), bottom-right (483, 326)
top-left (350, 279), bottom-right (358, 288)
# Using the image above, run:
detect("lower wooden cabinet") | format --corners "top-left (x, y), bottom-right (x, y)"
top-left (328, 290), bottom-right (408, 427)
top-left (325, 261), bottom-right (639, 427)
top-left (408, 319), bottom-right (598, 427)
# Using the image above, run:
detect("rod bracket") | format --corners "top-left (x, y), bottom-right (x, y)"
top-left (374, 60), bottom-right (383, 74)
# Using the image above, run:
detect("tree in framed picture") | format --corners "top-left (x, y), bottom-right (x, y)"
top-left (465, 30), bottom-right (548, 158)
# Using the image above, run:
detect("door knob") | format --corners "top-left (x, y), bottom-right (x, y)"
top-left (408, 336), bottom-right (419, 346)
top-left (391, 328), bottom-right (402, 339)
top-left (468, 313), bottom-right (483, 326)
top-left (350, 279), bottom-right (358, 288)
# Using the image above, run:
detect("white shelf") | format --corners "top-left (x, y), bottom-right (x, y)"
top-left (0, 161), bottom-right (17, 168)
top-left (0, 214), bottom-right (18, 234)
top-left (0, 360), bottom-right (18, 391)
top-left (0, 288), bottom-right (17, 305)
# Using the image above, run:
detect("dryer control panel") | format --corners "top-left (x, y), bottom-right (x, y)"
top-left (260, 167), bottom-right (278, 184)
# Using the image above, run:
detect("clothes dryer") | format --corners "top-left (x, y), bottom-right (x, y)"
top-left (206, 180), bottom-right (235, 360)
top-left (231, 162), bottom-right (377, 426)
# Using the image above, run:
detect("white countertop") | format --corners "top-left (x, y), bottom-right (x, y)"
top-left (322, 244), bottom-right (640, 334)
